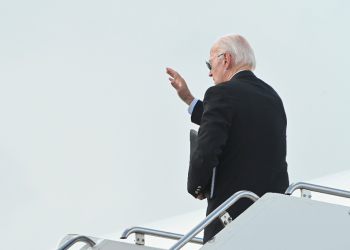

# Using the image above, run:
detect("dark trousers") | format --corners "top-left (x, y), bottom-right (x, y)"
top-left (203, 194), bottom-right (254, 243)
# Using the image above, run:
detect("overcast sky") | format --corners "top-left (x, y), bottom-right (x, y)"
top-left (1, 1), bottom-right (350, 249)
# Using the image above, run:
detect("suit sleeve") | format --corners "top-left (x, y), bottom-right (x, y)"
top-left (187, 86), bottom-right (234, 198)
top-left (191, 100), bottom-right (203, 125)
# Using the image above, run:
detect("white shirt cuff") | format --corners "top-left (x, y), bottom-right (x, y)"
top-left (188, 98), bottom-right (199, 115)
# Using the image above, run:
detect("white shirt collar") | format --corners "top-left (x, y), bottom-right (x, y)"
top-left (229, 69), bottom-right (249, 80)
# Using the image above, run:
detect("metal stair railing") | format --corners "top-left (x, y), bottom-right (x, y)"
top-left (169, 190), bottom-right (259, 250)
top-left (120, 227), bottom-right (203, 245)
top-left (56, 235), bottom-right (96, 250)
top-left (285, 182), bottom-right (350, 199)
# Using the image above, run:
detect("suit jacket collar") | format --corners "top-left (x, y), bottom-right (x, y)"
top-left (229, 70), bottom-right (255, 81)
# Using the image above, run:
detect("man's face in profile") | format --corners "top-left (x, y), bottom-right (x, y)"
top-left (208, 43), bottom-right (225, 85)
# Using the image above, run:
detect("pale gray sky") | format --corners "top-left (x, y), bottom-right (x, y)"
top-left (1, 1), bottom-right (350, 249)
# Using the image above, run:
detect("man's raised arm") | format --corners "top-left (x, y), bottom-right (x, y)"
top-left (166, 67), bottom-right (203, 125)
top-left (166, 67), bottom-right (194, 105)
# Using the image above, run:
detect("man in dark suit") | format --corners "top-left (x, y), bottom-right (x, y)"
top-left (166, 34), bottom-right (289, 243)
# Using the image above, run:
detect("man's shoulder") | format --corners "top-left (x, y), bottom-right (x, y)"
top-left (204, 83), bottom-right (232, 98)
top-left (206, 76), bottom-right (282, 103)
top-left (226, 74), bottom-right (278, 95)
top-left (206, 80), bottom-right (244, 95)
top-left (207, 79), bottom-right (239, 91)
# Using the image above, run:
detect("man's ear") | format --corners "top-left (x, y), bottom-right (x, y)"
top-left (224, 52), bottom-right (232, 69)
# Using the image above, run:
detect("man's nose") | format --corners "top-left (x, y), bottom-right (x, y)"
top-left (209, 70), bottom-right (213, 77)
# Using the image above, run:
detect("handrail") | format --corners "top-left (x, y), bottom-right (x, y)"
top-left (285, 182), bottom-right (350, 199)
top-left (120, 227), bottom-right (203, 245)
top-left (57, 235), bottom-right (96, 250)
top-left (169, 190), bottom-right (259, 250)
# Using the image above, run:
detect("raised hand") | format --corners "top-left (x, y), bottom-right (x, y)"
top-left (166, 67), bottom-right (194, 105)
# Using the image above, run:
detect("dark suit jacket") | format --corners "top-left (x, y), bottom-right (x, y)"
top-left (188, 70), bottom-right (289, 243)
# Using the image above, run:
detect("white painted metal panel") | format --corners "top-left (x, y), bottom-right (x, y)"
top-left (101, 209), bottom-right (205, 250)
top-left (89, 240), bottom-right (164, 250)
top-left (56, 235), bottom-right (165, 250)
top-left (201, 193), bottom-right (350, 250)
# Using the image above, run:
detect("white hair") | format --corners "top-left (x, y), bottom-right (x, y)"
top-left (216, 33), bottom-right (256, 71)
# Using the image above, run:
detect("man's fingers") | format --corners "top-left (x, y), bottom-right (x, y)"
top-left (166, 67), bottom-right (175, 77)
top-left (166, 67), bottom-right (193, 105)
top-left (167, 66), bottom-right (187, 92)
top-left (168, 77), bottom-right (177, 86)
top-left (170, 80), bottom-right (179, 89)
top-left (166, 67), bottom-right (180, 79)
top-left (168, 76), bottom-right (180, 90)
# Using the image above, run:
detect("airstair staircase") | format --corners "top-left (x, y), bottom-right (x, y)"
top-left (55, 182), bottom-right (350, 250)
